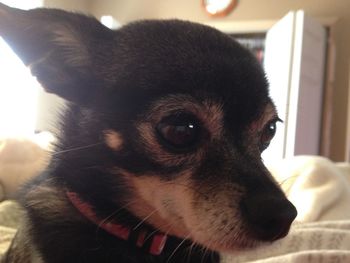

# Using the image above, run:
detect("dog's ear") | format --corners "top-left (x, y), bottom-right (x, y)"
top-left (0, 3), bottom-right (114, 104)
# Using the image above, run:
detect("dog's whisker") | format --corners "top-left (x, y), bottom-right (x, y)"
top-left (141, 221), bottom-right (175, 246)
top-left (95, 200), bottom-right (138, 235)
top-left (163, 221), bottom-right (179, 237)
top-left (278, 175), bottom-right (299, 186)
top-left (132, 209), bottom-right (158, 231)
top-left (186, 241), bottom-right (197, 263)
top-left (210, 250), bottom-right (217, 262)
top-left (52, 142), bottom-right (104, 156)
top-left (198, 230), bottom-right (222, 263)
top-left (166, 233), bottom-right (191, 263)
top-left (201, 247), bottom-right (208, 263)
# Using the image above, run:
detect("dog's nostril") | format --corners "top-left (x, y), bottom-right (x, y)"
top-left (240, 196), bottom-right (297, 241)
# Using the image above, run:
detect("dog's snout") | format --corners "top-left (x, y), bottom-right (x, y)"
top-left (240, 196), bottom-right (297, 241)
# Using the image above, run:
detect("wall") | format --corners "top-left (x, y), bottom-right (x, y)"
top-left (41, 0), bottom-right (350, 161)
top-left (44, 0), bottom-right (90, 12)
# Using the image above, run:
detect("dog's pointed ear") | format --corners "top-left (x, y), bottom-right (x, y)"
top-left (0, 3), bottom-right (114, 104)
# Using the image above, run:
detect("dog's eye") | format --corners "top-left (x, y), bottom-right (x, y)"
top-left (259, 119), bottom-right (278, 152)
top-left (156, 114), bottom-right (200, 151)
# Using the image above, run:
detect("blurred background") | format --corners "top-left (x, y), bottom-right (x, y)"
top-left (0, 0), bottom-right (349, 163)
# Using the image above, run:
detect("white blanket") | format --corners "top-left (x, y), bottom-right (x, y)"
top-left (0, 133), bottom-right (52, 199)
top-left (223, 156), bottom-right (350, 263)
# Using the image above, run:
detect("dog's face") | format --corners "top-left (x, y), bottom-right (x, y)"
top-left (0, 4), bottom-right (296, 253)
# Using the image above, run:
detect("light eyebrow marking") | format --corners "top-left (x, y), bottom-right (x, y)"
top-left (104, 130), bottom-right (124, 151)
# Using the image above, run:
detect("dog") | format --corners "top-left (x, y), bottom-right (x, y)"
top-left (0, 3), bottom-right (297, 263)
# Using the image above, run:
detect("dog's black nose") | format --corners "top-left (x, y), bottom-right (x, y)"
top-left (240, 196), bottom-right (297, 241)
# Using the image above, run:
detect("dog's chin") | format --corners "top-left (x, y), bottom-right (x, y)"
top-left (144, 213), bottom-right (264, 253)
top-left (186, 230), bottom-right (263, 254)
top-left (200, 236), bottom-right (262, 253)
top-left (172, 228), bottom-right (264, 254)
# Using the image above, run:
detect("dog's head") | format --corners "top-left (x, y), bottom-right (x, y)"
top-left (0, 3), bottom-right (296, 252)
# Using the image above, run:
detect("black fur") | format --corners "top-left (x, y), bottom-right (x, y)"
top-left (0, 3), bottom-right (297, 263)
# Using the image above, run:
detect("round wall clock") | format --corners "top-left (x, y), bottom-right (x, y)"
top-left (202, 0), bottom-right (237, 17)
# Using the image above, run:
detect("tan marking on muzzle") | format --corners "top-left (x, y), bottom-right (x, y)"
top-left (116, 169), bottom-right (195, 239)
top-left (118, 167), bottom-right (258, 251)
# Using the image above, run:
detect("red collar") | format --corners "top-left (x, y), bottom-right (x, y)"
top-left (66, 191), bottom-right (168, 256)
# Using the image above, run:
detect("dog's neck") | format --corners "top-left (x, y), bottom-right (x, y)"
top-left (66, 191), bottom-right (168, 256)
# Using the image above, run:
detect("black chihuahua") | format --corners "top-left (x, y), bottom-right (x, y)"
top-left (0, 3), bottom-right (297, 263)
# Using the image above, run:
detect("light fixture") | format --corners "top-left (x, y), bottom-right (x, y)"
top-left (202, 0), bottom-right (237, 17)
